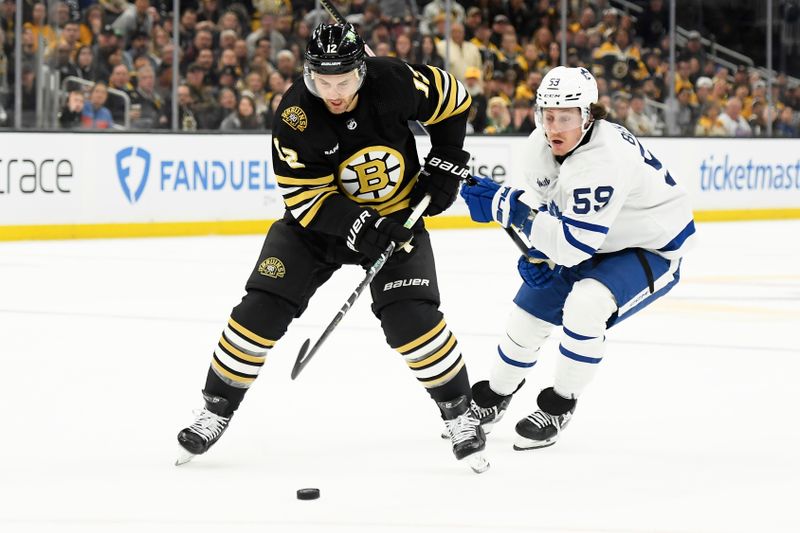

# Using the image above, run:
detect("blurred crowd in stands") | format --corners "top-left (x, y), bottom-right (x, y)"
top-left (0, 0), bottom-right (798, 136)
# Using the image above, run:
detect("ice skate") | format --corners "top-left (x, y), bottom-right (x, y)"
top-left (176, 393), bottom-right (232, 465)
top-left (440, 379), bottom-right (524, 439)
top-left (469, 379), bottom-right (524, 434)
top-left (438, 395), bottom-right (489, 473)
top-left (513, 387), bottom-right (576, 451)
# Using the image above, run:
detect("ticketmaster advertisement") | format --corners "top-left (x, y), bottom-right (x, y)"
top-left (1, 132), bottom-right (798, 239)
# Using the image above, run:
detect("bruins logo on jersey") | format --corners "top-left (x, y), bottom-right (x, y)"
top-left (281, 106), bottom-right (308, 131)
top-left (258, 257), bottom-right (286, 279)
top-left (338, 146), bottom-right (405, 202)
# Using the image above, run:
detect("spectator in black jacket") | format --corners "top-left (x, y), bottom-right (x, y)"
top-left (636, 0), bottom-right (669, 49)
top-left (58, 89), bottom-right (85, 129)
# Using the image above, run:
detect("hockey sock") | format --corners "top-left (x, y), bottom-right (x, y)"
top-left (381, 301), bottom-right (470, 402)
top-left (203, 290), bottom-right (295, 414)
top-left (490, 305), bottom-right (554, 396)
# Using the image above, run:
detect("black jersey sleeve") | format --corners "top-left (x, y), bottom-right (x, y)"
top-left (403, 63), bottom-right (472, 149)
top-left (272, 111), bottom-right (364, 235)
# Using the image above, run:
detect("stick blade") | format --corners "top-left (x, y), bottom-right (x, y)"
top-left (291, 339), bottom-right (311, 380)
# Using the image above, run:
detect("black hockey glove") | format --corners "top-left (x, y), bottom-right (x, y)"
top-left (411, 147), bottom-right (471, 216)
top-left (344, 207), bottom-right (414, 262)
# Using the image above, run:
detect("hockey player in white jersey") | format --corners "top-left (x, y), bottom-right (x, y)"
top-left (460, 66), bottom-right (695, 450)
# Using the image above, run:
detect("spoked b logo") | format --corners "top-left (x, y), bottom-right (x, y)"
top-left (116, 146), bottom-right (151, 203)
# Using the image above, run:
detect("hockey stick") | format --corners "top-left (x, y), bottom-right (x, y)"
top-left (290, 195), bottom-right (431, 380)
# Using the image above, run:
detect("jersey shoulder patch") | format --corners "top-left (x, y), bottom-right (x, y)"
top-left (272, 84), bottom-right (313, 136)
top-left (280, 105), bottom-right (308, 132)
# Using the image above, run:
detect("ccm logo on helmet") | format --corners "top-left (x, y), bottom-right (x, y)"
top-left (383, 278), bottom-right (430, 291)
top-left (428, 157), bottom-right (470, 179)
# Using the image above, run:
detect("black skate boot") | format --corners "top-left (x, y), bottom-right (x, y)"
top-left (470, 379), bottom-right (525, 434)
top-left (176, 392), bottom-right (232, 465)
top-left (438, 395), bottom-right (490, 473)
top-left (513, 387), bottom-right (576, 451)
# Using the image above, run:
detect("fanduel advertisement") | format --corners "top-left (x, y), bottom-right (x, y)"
top-left (2, 133), bottom-right (799, 233)
top-left (113, 144), bottom-right (275, 205)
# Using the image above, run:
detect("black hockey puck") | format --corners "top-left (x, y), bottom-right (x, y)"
top-left (296, 488), bottom-right (320, 500)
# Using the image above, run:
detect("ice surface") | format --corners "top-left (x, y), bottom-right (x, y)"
top-left (1, 221), bottom-right (798, 532)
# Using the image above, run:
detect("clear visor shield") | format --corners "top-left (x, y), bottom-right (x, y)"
top-left (303, 65), bottom-right (365, 99)
top-left (535, 106), bottom-right (586, 134)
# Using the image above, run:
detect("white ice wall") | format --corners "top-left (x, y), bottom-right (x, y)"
top-left (1, 132), bottom-right (799, 239)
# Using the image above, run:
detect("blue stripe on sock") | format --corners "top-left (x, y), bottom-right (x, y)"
top-left (563, 327), bottom-right (597, 341)
top-left (559, 344), bottom-right (602, 364)
top-left (498, 346), bottom-right (537, 368)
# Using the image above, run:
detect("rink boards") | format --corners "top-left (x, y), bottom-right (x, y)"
top-left (1, 131), bottom-right (799, 240)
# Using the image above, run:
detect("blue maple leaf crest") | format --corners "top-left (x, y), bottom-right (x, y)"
top-left (547, 201), bottom-right (563, 219)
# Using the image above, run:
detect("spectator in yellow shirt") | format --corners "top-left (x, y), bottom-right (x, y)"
top-left (23, 2), bottom-right (56, 52)
top-left (694, 102), bottom-right (727, 136)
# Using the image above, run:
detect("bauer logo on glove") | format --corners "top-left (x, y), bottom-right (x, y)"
top-left (410, 147), bottom-right (471, 217)
top-left (426, 156), bottom-right (471, 180)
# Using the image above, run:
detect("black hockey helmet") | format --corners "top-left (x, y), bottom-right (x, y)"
top-left (305, 23), bottom-right (365, 74)
top-left (303, 23), bottom-right (367, 97)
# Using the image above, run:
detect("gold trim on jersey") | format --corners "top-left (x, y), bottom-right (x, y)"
top-left (423, 66), bottom-right (472, 126)
top-left (283, 185), bottom-right (338, 207)
top-left (298, 190), bottom-right (337, 227)
top-left (276, 173), bottom-right (339, 227)
top-left (379, 199), bottom-right (412, 216)
top-left (276, 174), bottom-right (334, 187)
top-left (407, 64), bottom-right (431, 97)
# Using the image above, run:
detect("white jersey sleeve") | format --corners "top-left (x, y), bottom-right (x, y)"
top-left (521, 121), bottom-right (695, 267)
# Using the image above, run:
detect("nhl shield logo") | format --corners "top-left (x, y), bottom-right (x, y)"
top-left (258, 257), bottom-right (286, 279)
top-left (116, 146), bottom-right (151, 204)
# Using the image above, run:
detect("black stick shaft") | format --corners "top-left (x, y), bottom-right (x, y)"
top-left (291, 196), bottom-right (430, 379)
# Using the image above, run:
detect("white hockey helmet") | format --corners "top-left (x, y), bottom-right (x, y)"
top-left (535, 66), bottom-right (599, 136)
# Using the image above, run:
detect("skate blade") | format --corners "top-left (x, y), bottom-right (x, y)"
top-left (512, 436), bottom-right (557, 451)
top-left (175, 450), bottom-right (196, 466)
top-left (465, 452), bottom-right (490, 474)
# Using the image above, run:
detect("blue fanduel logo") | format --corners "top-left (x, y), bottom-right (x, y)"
top-left (114, 146), bottom-right (275, 204)
top-left (116, 146), bottom-right (151, 203)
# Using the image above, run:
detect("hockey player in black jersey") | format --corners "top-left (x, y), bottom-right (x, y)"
top-left (177, 23), bottom-right (488, 472)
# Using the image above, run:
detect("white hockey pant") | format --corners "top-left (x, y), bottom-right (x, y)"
top-left (555, 278), bottom-right (617, 399)
top-left (490, 278), bottom-right (617, 399)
